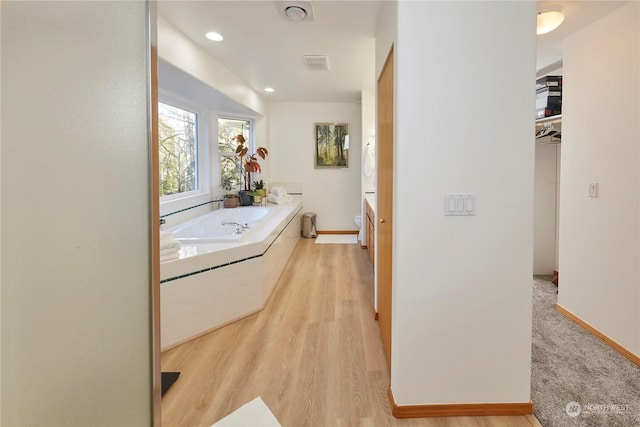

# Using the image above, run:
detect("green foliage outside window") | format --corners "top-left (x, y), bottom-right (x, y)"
top-left (219, 118), bottom-right (250, 189)
top-left (158, 102), bottom-right (197, 197)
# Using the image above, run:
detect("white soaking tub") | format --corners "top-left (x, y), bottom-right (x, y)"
top-left (170, 206), bottom-right (274, 243)
top-left (160, 197), bottom-right (303, 350)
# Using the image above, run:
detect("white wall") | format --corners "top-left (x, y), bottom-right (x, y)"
top-left (270, 102), bottom-right (362, 231)
top-left (0, 2), bottom-right (3, 414)
top-left (1, 2), bottom-right (154, 425)
top-left (558, 2), bottom-right (640, 355)
top-left (158, 15), bottom-right (268, 118)
top-left (361, 89), bottom-right (376, 194)
top-left (534, 143), bottom-right (560, 274)
top-left (375, 0), bottom-right (397, 81)
top-left (390, 1), bottom-right (535, 405)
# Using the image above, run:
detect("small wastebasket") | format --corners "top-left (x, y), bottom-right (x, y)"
top-left (302, 212), bottom-right (317, 238)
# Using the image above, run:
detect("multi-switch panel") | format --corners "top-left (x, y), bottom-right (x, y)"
top-left (444, 194), bottom-right (476, 216)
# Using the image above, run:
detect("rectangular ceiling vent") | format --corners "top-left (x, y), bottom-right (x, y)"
top-left (303, 55), bottom-right (330, 71)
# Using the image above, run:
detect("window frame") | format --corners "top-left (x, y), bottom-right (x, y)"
top-left (218, 115), bottom-right (255, 191)
top-left (158, 92), bottom-right (210, 210)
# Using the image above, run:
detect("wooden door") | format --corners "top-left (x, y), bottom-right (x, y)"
top-left (377, 47), bottom-right (394, 372)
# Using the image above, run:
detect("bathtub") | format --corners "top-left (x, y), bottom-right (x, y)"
top-left (170, 206), bottom-right (274, 243)
top-left (160, 197), bottom-right (303, 350)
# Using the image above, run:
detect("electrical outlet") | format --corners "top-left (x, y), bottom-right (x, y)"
top-left (588, 182), bottom-right (598, 198)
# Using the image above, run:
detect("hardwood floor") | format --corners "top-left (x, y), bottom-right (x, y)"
top-left (161, 239), bottom-right (541, 427)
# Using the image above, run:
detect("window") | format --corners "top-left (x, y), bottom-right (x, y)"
top-left (218, 117), bottom-right (251, 189)
top-left (158, 102), bottom-right (198, 197)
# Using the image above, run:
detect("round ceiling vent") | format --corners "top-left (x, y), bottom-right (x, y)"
top-left (285, 5), bottom-right (307, 21)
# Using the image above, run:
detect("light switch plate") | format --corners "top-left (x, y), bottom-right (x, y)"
top-left (445, 194), bottom-right (476, 216)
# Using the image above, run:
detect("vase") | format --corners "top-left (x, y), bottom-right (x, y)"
top-left (223, 195), bottom-right (239, 208)
top-left (238, 190), bottom-right (253, 206)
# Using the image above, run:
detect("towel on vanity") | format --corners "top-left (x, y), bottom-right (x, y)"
top-left (269, 186), bottom-right (287, 196)
top-left (267, 194), bottom-right (292, 205)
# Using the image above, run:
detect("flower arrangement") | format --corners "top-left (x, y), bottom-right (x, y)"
top-left (235, 134), bottom-right (268, 191)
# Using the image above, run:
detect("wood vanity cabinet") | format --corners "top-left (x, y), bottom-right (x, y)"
top-left (365, 200), bottom-right (375, 268)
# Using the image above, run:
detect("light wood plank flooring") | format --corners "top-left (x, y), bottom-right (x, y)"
top-left (161, 238), bottom-right (541, 427)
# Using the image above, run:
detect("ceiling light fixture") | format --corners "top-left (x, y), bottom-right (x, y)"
top-left (537, 10), bottom-right (564, 35)
top-left (285, 5), bottom-right (307, 21)
top-left (264, 87), bottom-right (275, 93)
top-left (205, 32), bottom-right (224, 41)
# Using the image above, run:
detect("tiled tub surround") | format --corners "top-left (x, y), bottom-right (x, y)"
top-left (160, 196), bottom-right (303, 350)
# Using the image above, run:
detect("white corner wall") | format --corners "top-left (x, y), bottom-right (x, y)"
top-left (0, 2), bottom-right (3, 414)
top-left (534, 143), bottom-right (560, 275)
top-left (158, 15), bottom-right (268, 118)
top-left (2, 2), bottom-right (154, 425)
top-left (391, 1), bottom-right (536, 405)
top-left (558, 1), bottom-right (640, 356)
top-left (375, 0), bottom-right (397, 81)
top-left (269, 102), bottom-right (362, 231)
top-left (361, 89), bottom-right (376, 194)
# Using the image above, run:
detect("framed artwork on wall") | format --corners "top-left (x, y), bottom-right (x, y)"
top-left (314, 122), bottom-right (349, 168)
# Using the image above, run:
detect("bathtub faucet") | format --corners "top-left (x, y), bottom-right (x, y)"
top-left (221, 221), bottom-right (250, 233)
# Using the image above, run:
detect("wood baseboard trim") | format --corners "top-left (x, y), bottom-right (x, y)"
top-left (316, 230), bottom-right (359, 235)
top-left (556, 304), bottom-right (640, 367)
top-left (387, 387), bottom-right (533, 418)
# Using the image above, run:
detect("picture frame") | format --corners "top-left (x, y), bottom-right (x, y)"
top-left (314, 122), bottom-right (349, 168)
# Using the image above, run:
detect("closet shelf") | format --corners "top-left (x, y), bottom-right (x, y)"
top-left (535, 138), bottom-right (561, 145)
top-left (536, 114), bottom-right (562, 124)
top-left (535, 114), bottom-right (561, 144)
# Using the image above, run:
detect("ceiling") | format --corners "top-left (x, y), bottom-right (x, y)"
top-left (536, 0), bottom-right (628, 74)
top-left (157, 1), bottom-right (628, 104)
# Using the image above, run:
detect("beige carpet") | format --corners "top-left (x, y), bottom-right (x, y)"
top-left (315, 234), bottom-right (358, 244)
top-left (531, 277), bottom-right (640, 426)
top-left (211, 397), bottom-right (281, 427)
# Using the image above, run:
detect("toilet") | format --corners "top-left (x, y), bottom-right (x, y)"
top-left (354, 214), bottom-right (363, 243)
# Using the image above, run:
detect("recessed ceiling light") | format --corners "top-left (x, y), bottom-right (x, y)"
top-left (205, 32), bottom-right (223, 41)
top-left (264, 87), bottom-right (275, 93)
top-left (537, 10), bottom-right (564, 35)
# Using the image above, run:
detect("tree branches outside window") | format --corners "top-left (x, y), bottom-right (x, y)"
top-left (219, 117), bottom-right (251, 190)
top-left (158, 102), bottom-right (197, 197)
